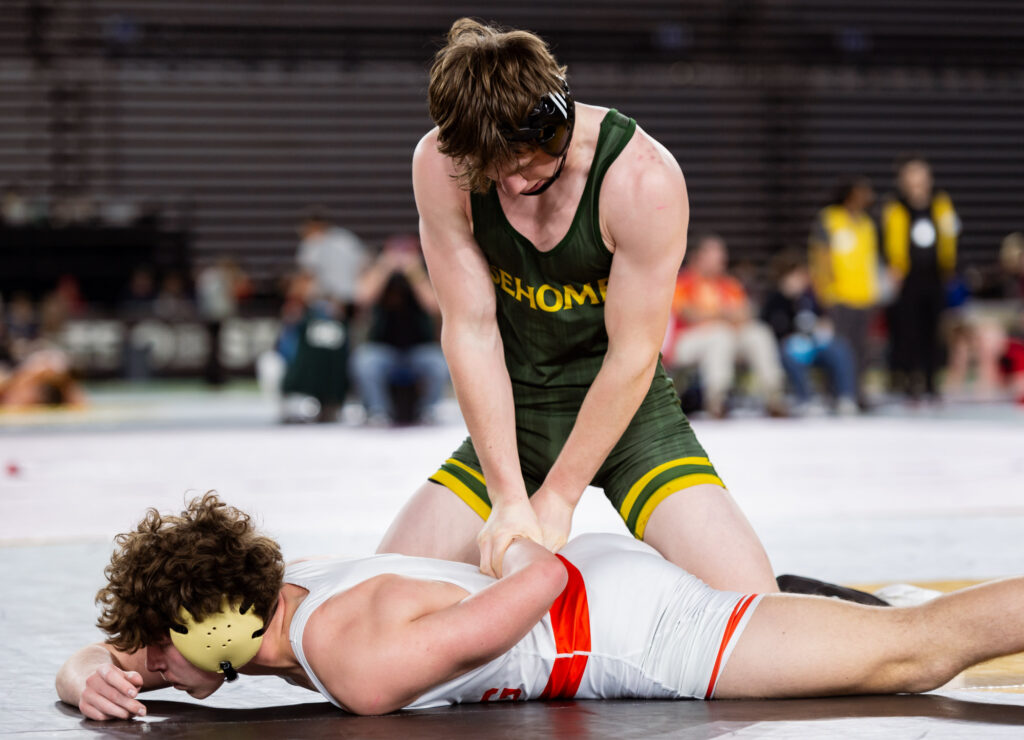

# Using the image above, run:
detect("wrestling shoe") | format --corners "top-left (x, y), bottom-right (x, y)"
top-left (776, 574), bottom-right (890, 606)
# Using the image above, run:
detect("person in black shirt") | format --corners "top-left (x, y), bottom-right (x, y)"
top-left (882, 156), bottom-right (959, 401)
top-left (351, 234), bottom-right (449, 425)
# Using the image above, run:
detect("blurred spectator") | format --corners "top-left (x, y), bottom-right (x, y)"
top-left (944, 234), bottom-right (1024, 401)
top-left (119, 266), bottom-right (157, 381)
top-left (730, 258), bottom-right (765, 307)
top-left (255, 272), bottom-right (311, 412)
top-left (5, 287), bottom-right (72, 354)
top-left (119, 266), bottom-right (157, 321)
top-left (195, 258), bottom-right (249, 387)
top-left (50, 191), bottom-right (98, 227)
top-left (53, 275), bottom-right (87, 318)
top-left (2, 185), bottom-right (31, 226)
top-left (0, 346), bottom-right (84, 408)
top-left (39, 289), bottom-right (70, 340)
top-left (280, 284), bottom-right (350, 423)
top-left (665, 234), bottom-right (787, 418)
top-left (0, 293), bottom-right (83, 408)
top-left (998, 232), bottom-right (1024, 300)
top-left (277, 211), bottom-right (367, 422)
top-left (153, 271), bottom-right (195, 322)
top-left (297, 208), bottom-right (369, 320)
top-left (0, 293), bottom-right (9, 358)
top-left (882, 155), bottom-right (959, 401)
top-left (99, 196), bottom-right (140, 227)
top-left (1005, 329), bottom-right (1024, 405)
top-left (761, 251), bottom-right (858, 415)
top-left (350, 234), bottom-right (449, 426)
top-left (809, 176), bottom-right (882, 408)
top-left (5, 291), bottom-right (39, 363)
top-left (275, 273), bottom-right (313, 368)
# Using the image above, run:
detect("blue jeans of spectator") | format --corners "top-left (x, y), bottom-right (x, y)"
top-left (351, 341), bottom-right (449, 419)
top-left (781, 335), bottom-right (857, 402)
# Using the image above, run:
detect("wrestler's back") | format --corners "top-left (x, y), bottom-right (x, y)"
top-left (286, 549), bottom-right (559, 709)
top-left (287, 533), bottom-right (740, 708)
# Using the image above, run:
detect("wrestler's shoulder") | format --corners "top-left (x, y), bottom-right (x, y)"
top-left (413, 127), bottom-right (441, 159)
top-left (601, 124), bottom-right (685, 216)
top-left (412, 128), bottom-right (468, 208)
top-left (413, 128), bottom-right (450, 174)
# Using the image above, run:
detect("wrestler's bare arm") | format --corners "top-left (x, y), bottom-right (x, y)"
top-left (309, 538), bottom-right (567, 715)
top-left (56, 642), bottom-right (167, 720)
top-left (533, 130), bottom-right (689, 546)
top-left (412, 131), bottom-right (542, 572)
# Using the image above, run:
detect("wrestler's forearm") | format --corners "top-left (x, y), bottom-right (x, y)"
top-left (441, 324), bottom-right (529, 505)
top-left (502, 536), bottom-right (563, 574)
top-left (543, 349), bottom-right (658, 506)
top-left (389, 539), bottom-right (567, 711)
top-left (56, 644), bottom-right (115, 706)
top-left (406, 264), bottom-right (440, 315)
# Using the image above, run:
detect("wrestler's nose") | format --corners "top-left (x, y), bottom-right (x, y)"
top-left (146, 643), bottom-right (167, 672)
top-left (498, 173), bottom-right (531, 196)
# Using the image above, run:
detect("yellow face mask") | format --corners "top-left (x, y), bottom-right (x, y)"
top-left (169, 596), bottom-right (266, 681)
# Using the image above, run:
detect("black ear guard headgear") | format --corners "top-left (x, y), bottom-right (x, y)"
top-left (502, 80), bottom-right (575, 159)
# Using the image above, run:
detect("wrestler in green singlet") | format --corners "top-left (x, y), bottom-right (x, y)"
top-left (430, 110), bottom-right (723, 539)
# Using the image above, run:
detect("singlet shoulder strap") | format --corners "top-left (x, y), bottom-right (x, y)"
top-left (286, 571), bottom-right (346, 709)
top-left (588, 109), bottom-right (636, 194)
top-left (578, 109), bottom-right (636, 247)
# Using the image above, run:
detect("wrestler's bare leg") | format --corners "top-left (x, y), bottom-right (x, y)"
top-left (716, 576), bottom-right (1024, 698)
top-left (377, 480), bottom-right (483, 565)
top-left (642, 484), bottom-right (779, 593)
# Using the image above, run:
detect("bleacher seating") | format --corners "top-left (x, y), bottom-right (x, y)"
top-left (0, 1), bottom-right (1021, 292)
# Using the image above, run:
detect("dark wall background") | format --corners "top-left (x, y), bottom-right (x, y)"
top-left (1, 1), bottom-right (1022, 291)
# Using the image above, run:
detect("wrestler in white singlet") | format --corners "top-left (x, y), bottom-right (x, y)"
top-left (287, 533), bottom-right (762, 710)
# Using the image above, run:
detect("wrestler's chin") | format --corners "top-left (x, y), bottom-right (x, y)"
top-left (186, 685), bottom-right (221, 700)
top-left (175, 681), bottom-right (223, 700)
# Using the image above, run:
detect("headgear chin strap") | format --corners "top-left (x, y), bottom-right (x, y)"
top-left (169, 596), bottom-right (266, 681)
top-left (501, 80), bottom-right (576, 196)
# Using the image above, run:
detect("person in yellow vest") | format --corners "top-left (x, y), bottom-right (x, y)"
top-left (809, 176), bottom-right (881, 409)
top-left (882, 156), bottom-right (959, 401)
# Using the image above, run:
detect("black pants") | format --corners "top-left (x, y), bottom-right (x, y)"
top-left (830, 304), bottom-right (873, 396)
top-left (204, 320), bottom-right (225, 386)
top-left (889, 280), bottom-right (945, 397)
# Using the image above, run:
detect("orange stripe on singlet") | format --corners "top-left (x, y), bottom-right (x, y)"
top-left (704, 594), bottom-right (758, 700)
top-left (539, 554), bottom-right (591, 700)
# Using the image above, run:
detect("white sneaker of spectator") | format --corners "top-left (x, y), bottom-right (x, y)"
top-left (836, 397), bottom-right (859, 416)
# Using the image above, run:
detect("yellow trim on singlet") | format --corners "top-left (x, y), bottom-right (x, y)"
top-left (619, 457), bottom-right (712, 522)
top-left (446, 457), bottom-right (487, 486)
top-left (431, 469), bottom-right (491, 521)
top-left (633, 473), bottom-right (726, 540)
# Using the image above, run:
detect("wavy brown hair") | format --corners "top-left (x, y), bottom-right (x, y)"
top-left (428, 18), bottom-right (567, 193)
top-left (96, 493), bottom-right (285, 652)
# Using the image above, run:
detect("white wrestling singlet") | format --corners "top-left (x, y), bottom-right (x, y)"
top-left (286, 533), bottom-right (762, 710)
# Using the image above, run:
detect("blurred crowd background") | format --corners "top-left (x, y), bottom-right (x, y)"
top-left (1, 1), bottom-right (1022, 422)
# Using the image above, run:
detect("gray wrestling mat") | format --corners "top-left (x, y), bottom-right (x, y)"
top-left (23, 690), bottom-right (1024, 739)
top-left (5, 387), bottom-right (1024, 738)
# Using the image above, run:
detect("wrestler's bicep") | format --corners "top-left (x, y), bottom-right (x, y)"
top-left (603, 157), bottom-right (689, 356)
top-left (413, 140), bottom-right (496, 328)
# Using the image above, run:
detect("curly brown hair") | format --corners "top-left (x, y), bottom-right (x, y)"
top-left (96, 493), bottom-right (285, 652)
top-left (428, 18), bottom-right (568, 193)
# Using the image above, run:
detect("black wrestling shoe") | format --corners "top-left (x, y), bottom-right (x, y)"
top-left (776, 574), bottom-right (890, 606)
